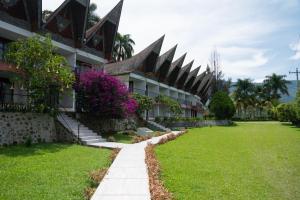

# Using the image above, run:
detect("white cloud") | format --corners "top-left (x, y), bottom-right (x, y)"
top-left (42, 0), bottom-right (300, 81)
top-left (290, 40), bottom-right (300, 60)
top-left (220, 47), bottom-right (269, 79)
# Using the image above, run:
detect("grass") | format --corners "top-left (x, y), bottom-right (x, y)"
top-left (102, 132), bottom-right (135, 144)
top-left (155, 122), bottom-right (300, 200)
top-left (0, 143), bottom-right (112, 200)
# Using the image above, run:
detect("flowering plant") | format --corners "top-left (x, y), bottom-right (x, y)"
top-left (75, 70), bottom-right (138, 118)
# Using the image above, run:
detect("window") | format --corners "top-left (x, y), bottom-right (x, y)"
top-left (129, 81), bottom-right (134, 93)
top-left (0, 42), bottom-right (5, 61)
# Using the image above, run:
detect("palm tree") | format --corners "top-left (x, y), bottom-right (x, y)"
top-left (233, 79), bottom-right (256, 118)
top-left (113, 33), bottom-right (135, 62)
top-left (87, 3), bottom-right (101, 29)
top-left (263, 73), bottom-right (290, 103)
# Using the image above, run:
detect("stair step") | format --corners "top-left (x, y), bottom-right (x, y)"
top-left (58, 113), bottom-right (106, 144)
top-left (80, 136), bottom-right (103, 140)
top-left (82, 138), bottom-right (107, 145)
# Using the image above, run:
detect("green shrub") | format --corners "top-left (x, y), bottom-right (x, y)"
top-left (155, 95), bottom-right (182, 116)
top-left (276, 103), bottom-right (297, 122)
top-left (209, 91), bottom-right (236, 120)
top-left (132, 93), bottom-right (154, 115)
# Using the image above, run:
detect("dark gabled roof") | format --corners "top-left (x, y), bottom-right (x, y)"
top-left (86, 0), bottom-right (123, 40)
top-left (167, 53), bottom-right (186, 77)
top-left (184, 66), bottom-right (200, 90)
top-left (166, 53), bottom-right (186, 85)
top-left (24, 0), bottom-right (42, 31)
top-left (197, 73), bottom-right (214, 94)
top-left (43, 0), bottom-right (90, 47)
top-left (84, 0), bottom-right (123, 60)
top-left (193, 72), bottom-right (206, 87)
top-left (104, 35), bottom-right (164, 75)
top-left (155, 45), bottom-right (177, 73)
top-left (175, 60), bottom-right (193, 88)
top-left (0, 0), bottom-right (32, 30)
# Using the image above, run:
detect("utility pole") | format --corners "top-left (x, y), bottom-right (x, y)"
top-left (289, 68), bottom-right (300, 90)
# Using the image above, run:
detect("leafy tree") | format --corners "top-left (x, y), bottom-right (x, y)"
top-left (132, 93), bottom-right (154, 115)
top-left (209, 91), bottom-right (235, 120)
top-left (155, 95), bottom-right (183, 116)
top-left (232, 79), bottom-right (256, 117)
top-left (87, 3), bottom-right (101, 29)
top-left (5, 35), bottom-right (75, 114)
top-left (113, 33), bottom-right (135, 62)
top-left (276, 103), bottom-right (297, 122)
top-left (74, 70), bottom-right (137, 119)
top-left (263, 73), bottom-right (290, 103)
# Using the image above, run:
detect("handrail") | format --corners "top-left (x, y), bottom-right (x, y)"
top-left (57, 106), bottom-right (74, 134)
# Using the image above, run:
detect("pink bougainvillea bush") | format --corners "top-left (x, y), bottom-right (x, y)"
top-left (74, 70), bottom-right (138, 119)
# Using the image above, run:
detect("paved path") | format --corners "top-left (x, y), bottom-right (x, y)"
top-left (91, 131), bottom-right (182, 200)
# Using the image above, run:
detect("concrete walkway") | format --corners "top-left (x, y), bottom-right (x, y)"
top-left (91, 131), bottom-right (182, 200)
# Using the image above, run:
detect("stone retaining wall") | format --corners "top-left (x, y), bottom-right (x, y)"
top-left (163, 120), bottom-right (232, 128)
top-left (0, 112), bottom-right (56, 146)
top-left (78, 113), bottom-right (138, 134)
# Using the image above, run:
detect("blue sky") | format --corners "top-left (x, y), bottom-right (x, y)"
top-left (44, 0), bottom-right (300, 82)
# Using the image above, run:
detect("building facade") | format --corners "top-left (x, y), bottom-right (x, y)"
top-left (104, 36), bottom-right (214, 119)
top-left (0, 0), bottom-right (122, 111)
top-left (0, 0), bottom-right (213, 118)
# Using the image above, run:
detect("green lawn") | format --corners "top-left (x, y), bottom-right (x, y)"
top-left (155, 122), bottom-right (300, 200)
top-left (0, 144), bottom-right (111, 200)
top-left (102, 132), bottom-right (134, 144)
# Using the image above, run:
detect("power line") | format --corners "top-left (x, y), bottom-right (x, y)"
top-left (289, 68), bottom-right (300, 90)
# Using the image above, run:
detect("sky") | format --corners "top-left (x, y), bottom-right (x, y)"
top-left (43, 0), bottom-right (300, 82)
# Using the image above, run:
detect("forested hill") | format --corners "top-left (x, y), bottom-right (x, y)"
top-left (230, 80), bottom-right (297, 103)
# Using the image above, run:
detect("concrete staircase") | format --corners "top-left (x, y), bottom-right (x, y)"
top-left (147, 120), bottom-right (171, 132)
top-left (57, 113), bottom-right (106, 145)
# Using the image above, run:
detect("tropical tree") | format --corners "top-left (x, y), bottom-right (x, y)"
top-left (263, 73), bottom-right (290, 104)
top-left (113, 33), bottom-right (135, 62)
top-left (232, 79), bottom-right (256, 117)
top-left (5, 35), bottom-right (75, 114)
top-left (209, 91), bottom-right (235, 120)
top-left (87, 3), bottom-right (101, 29)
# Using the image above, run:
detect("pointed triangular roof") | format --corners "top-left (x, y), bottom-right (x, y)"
top-left (24, 0), bottom-right (42, 31)
top-left (200, 75), bottom-right (214, 96)
top-left (86, 0), bottom-right (123, 41)
top-left (197, 73), bottom-right (214, 93)
top-left (167, 53), bottom-right (186, 77)
top-left (184, 66), bottom-right (200, 90)
top-left (43, 0), bottom-right (90, 46)
top-left (104, 35), bottom-right (164, 75)
top-left (176, 60), bottom-right (193, 84)
top-left (175, 60), bottom-right (193, 88)
top-left (155, 45), bottom-right (177, 73)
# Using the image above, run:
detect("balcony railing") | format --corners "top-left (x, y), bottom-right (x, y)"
top-left (130, 87), bottom-right (195, 106)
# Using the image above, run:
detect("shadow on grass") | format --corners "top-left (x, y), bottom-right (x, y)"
top-left (0, 143), bottom-right (72, 157)
top-left (280, 122), bottom-right (300, 131)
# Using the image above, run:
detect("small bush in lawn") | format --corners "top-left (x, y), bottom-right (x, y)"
top-left (209, 91), bottom-right (235, 120)
top-left (107, 136), bottom-right (116, 142)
